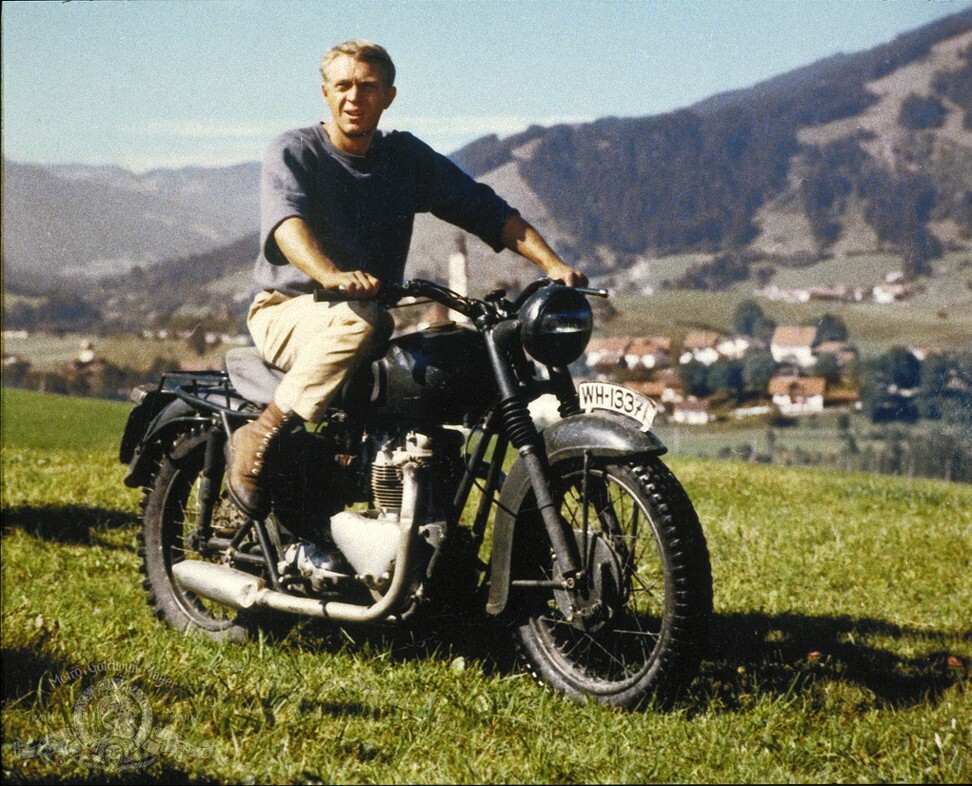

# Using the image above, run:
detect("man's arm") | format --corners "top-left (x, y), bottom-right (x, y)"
top-left (273, 217), bottom-right (382, 297)
top-left (500, 213), bottom-right (588, 288)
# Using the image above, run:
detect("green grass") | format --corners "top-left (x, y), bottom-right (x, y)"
top-left (1, 387), bottom-right (132, 452)
top-left (2, 389), bottom-right (970, 783)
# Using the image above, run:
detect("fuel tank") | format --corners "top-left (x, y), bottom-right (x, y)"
top-left (372, 323), bottom-right (497, 425)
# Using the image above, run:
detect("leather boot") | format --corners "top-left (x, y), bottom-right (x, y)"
top-left (226, 401), bottom-right (294, 519)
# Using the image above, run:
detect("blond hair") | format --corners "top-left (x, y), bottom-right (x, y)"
top-left (320, 40), bottom-right (396, 87)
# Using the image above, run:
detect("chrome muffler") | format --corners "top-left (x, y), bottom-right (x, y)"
top-left (172, 463), bottom-right (422, 622)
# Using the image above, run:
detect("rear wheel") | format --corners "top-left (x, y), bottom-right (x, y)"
top-left (508, 457), bottom-right (711, 709)
top-left (138, 431), bottom-right (253, 641)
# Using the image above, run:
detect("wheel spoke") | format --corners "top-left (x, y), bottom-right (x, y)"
top-left (511, 458), bottom-right (711, 707)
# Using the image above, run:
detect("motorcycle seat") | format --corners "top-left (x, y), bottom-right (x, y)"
top-left (224, 347), bottom-right (282, 406)
top-left (223, 347), bottom-right (379, 412)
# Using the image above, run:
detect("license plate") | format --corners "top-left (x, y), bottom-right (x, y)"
top-left (577, 382), bottom-right (658, 431)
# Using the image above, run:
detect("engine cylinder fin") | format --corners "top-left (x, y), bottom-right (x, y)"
top-left (372, 462), bottom-right (404, 511)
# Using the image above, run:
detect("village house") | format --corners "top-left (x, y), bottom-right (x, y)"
top-left (584, 336), bottom-right (631, 377)
top-left (716, 335), bottom-right (753, 360)
top-left (757, 285), bottom-right (868, 304)
top-left (624, 379), bottom-right (668, 400)
top-left (653, 367), bottom-right (685, 403)
top-left (770, 326), bottom-right (819, 368)
top-left (623, 337), bottom-right (672, 370)
top-left (768, 375), bottom-right (827, 416)
top-left (872, 282), bottom-right (920, 304)
top-left (813, 340), bottom-right (858, 368)
top-left (3, 353), bottom-right (29, 371)
top-left (757, 285), bottom-right (812, 303)
top-left (679, 330), bottom-right (723, 366)
top-left (670, 397), bottom-right (713, 425)
top-left (825, 387), bottom-right (862, 410)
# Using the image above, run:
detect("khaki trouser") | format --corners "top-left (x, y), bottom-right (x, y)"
top-left (247, 290), bottom-right (392, 422)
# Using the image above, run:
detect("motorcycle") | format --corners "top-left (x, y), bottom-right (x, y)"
top-left (120, 277), bottom-right (712, 709)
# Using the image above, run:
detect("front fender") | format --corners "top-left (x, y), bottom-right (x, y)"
top-left (542, 411), bottom-right (667, 463)
top-left (485, 412), bottom-right (666, 615)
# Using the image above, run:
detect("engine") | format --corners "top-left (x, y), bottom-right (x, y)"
top-left (329, 427), bottom-right (464, 591)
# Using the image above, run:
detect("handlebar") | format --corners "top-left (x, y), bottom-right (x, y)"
top-left (313, 277), bottom-right (609, 320)
top-left (314, 279), bottom-right (473, 312)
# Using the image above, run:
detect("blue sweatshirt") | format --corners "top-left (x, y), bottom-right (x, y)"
top-left (253, 123), bottom-right (516, 296)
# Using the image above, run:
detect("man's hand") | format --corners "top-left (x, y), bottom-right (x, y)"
top-left (274, 218), bottom-right (383, 298)
top-left (544, 262), bottom-right (589, 289)
top-left (319, 270), bottom-right (382, 298)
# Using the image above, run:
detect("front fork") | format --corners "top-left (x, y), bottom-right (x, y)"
top-left (483, 323), bottom-right (585, 588)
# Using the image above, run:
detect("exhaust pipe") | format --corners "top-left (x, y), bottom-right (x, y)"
top-left (173, 560), bottom-right (334, 617)
top-left (171, 463), bottom-right (424, 623)
top-left (172, 558), bottom-right (415, 621)
top-left (172, 561), bottom-right (264, 609)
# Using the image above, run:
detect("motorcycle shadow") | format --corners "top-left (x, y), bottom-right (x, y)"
top-left (1, 505), bottom-right (135, 548)
top-left (280, 609), bottom-right (969, 714)
top-left (695, 611), bottom-right (969, 713)
top-left (284, 608), bottom-right (518, 676)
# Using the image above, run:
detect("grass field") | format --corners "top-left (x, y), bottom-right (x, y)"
top-left (1, 388), bottom-right (970, 783)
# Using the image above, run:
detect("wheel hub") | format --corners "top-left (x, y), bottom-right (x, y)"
top-left (552, 530), bottom-right (627, 632)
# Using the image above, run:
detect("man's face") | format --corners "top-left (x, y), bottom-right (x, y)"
top-left (321, 54), bottom-right (396, 144)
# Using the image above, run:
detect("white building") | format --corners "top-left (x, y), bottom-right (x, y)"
top-left (770, 326), bottom-right (819, 368)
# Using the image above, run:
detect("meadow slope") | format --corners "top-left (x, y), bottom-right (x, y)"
top-left (1, 389), bottom-right (969, 783)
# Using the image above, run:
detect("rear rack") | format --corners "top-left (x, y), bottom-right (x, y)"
top-left (159, 370), bottom-right (254, 419)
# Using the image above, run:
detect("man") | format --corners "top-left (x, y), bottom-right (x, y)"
top-left (227, 40), bottom-right (587, 522)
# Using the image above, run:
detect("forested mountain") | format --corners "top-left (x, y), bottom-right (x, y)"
top-left (451, 7), bottom-right (972, 270)
top-left (3, 7), bottom-right (970, 310)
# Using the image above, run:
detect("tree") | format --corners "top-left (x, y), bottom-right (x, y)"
top-left (733, 299), bottom-right (765, 336)
top-left (861, 365), bottom-right (919, 423)
top-left (707, 358), bottom-right (745, 397)
top-left (187, 327), bottom-right (207, 357)
top-left (742, 347), bottom-right (778, 391)
top-left (879, 346), bottom-right (921, 389)
top-left (679, 361), bottom-right (710, 397)
top-left (898, 93), bottom-right (947, 130)
top-left (811, 353), bottom-right (842, 384)
top-left (733, 299), bottom-right (776, 342)
top-left (918, 351), bottom-right (972, 424)
top-left (815, 313), bottom-right (848, 343)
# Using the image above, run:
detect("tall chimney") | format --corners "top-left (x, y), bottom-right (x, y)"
top-left (448, 233), bottom-right (468, 297)
top-left (448, 234), bottom-right (471, 324)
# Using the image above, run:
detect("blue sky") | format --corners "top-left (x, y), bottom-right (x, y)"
top-left (2, 0), bottom-right (968, 171)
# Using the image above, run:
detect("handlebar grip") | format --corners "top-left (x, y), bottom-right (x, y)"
top-left (313, 286), bottom-right (352, 303)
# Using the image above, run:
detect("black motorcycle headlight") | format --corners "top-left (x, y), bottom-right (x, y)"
top-left (519, 285), bottom-right (593, 366)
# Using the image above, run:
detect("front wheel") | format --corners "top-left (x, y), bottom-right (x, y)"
top-left (508, 457), bottom-right (712, 709)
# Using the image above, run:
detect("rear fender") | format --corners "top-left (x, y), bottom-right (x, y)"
top-left (122, 396), bottom-right (211, 488)
top-left (485, 412), bottom-right (666, 616)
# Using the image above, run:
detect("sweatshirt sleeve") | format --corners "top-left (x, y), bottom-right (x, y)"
top-left (409, 134), bottom-right (517, 252)
top-left (259, 131), bottom-right (316, 266)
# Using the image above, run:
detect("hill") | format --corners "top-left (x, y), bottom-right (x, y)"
top-left (2, 8), bottom-right (970, 306)
top-left (1, 159), bottom-right (260, 292)
top-left (450, 8), bottom-right (972, 269)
